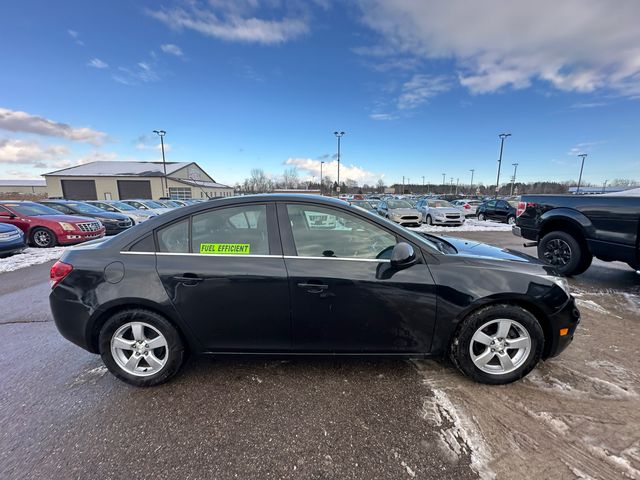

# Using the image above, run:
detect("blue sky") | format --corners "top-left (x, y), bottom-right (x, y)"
top-left (1, 0), bottom-right (638, 187)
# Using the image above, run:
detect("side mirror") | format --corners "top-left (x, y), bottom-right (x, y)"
top-left (390, 242), bottom-right (416, 268)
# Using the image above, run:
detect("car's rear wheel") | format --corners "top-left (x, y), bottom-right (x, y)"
top-left (507, 215), bottom-right (516, 225)
top-left (99, 309), bottom-right (185, 387)
top-left (538, 231), bottom-right (591, 276)
top-left (478, 213), bottom-right (486, 221)
top-left (450, 304), bottom-right (544, 384)
top-left (30, 227), bottom-right (56, 248)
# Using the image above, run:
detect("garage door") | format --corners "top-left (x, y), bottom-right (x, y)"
top-left (117, 180), bottom-right (152, 199)
top-left (61, 179), bottom-right (97, 200)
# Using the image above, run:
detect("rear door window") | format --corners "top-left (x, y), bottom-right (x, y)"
top-left (157, 219), bottom-right (189, 253)
top-left (191, 205), bottom-right (269, 255)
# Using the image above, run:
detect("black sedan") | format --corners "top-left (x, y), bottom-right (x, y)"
top-left (50, 194), bottom-right (579, 387)
top-left (477, 199), bottom-right (518, 224)
top-left (40, 200), bottom-right (132, 235)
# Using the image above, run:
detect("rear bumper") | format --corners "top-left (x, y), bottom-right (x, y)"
top-left (512, 225), bottom-right (537, 241)
top-left (545, 296), bottom-right (581, 358)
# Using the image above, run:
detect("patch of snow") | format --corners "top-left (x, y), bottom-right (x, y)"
top-left (575, 299), bottom-right (610, 315)
top-left (420, 387), bottom-right (495, 479)
top-left (409, 219), bottom-right (512, 233)
top-left (0, 247), bottom-right (68, 274)
top-left (602, 187), bottom-right (640, 196)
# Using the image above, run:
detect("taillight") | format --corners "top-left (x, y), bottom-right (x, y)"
top-left (50, 261), bottom-right (73, 289)
top-left (517, 201), bottom-right (536, 217)
top-left (464, 204), bottom-right (470, 209)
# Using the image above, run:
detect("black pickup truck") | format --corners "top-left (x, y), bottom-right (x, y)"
top-left (513, 195), bottom-right (640, 275)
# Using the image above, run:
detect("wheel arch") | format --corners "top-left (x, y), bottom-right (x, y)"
top-left (87, 299), bottom-right (196, 355)
top-left (449, 296), bottom-right (555, 359)
top-left (538, 209), bottom-right (594, 244)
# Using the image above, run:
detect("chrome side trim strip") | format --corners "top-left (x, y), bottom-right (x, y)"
top-left (156, 252), bottom-right (280, 258)
top-left (120, 251), bottom-right (155, 255)
top-left (283, 255), bottom-right (390, 263)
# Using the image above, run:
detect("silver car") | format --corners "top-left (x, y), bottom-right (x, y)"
top-left (87, 200), bottom-right (158, 225)
top-left (121, 199), bottom-right (173, 216)
top-left (416, 199), bottom-right (465, 226)
top-left (376, 199), bottom-right (422, 226)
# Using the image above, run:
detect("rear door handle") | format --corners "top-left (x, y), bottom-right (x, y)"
top-left (173, 274), bottom-right (204, 284)
top-left (297, 282), bottom-right (329, 294)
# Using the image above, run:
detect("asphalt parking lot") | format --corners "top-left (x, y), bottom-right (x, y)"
top-left (1, 231), bottom-right (638, 480)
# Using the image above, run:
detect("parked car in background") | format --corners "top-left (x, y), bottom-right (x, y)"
top-left (120, 200), bottom-right (172, 216)
top-left (0, 201), bottom-right (105, 247)
top-left (477, 199), bottom-right (517, 224)
top-left (0, 222), bottom-right (26, 256)
top-left (376, 199), bottom-right (422, 226)
top-left (155, 199), bottom-right (183, 209)
top-left (416, 199), bottom-right (464, 226)
top-left (40, 200), bottom-right (132, 236)
top-left (514, 194), bottom-right (640, 275)
top-left (50, 194), bottom-right (579, 387)
top-left (86, 200), bottom-right (157, 225)
top-left (349, 200), bottom-right (376, 212)
top-left (451, 199), bottom-right (482, 217)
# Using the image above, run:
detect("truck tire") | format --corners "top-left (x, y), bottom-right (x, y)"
top-left (538, 231), bottom-right (591, 276)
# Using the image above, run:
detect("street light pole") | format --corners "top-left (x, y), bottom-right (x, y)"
top-left (450, 177), bottom-right (454, 194)
top-left (320, 161), bottom-right (325, 196)
top-left (334, 131), bottom-right (345, 194)
top-left (153, 130), bottom-right (167, 197)
top-left (495, 133), bottom-right (511, 198)
top-left (510, 163), bottom-right (519, 196)
top-left (577, 154), bottom-right (587, 194)
top-left (456, 178), bottom-right (459, 195)
top-left (470, 169), bottom-right (475, 193)
top-left (602, 179), bottom-right (608, 194)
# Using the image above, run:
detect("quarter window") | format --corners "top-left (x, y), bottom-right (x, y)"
top-left (191, 205), bottom-right (269, 255)
top-left (157, 219), bottom-right (189, 253)
top-left (286, 204), bottom-right (396, 259)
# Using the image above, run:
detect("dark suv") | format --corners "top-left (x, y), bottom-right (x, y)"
top-left (40, 200), bottom-right (132, 235)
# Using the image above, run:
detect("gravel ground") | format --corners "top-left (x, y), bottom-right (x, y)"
top-left (0, 232), bottom-right (639, 480)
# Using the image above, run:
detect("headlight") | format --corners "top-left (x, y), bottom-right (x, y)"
top-left (58, 222), bottom-right (76, 231)
top-left (541, 275), bottom-right (570, 295)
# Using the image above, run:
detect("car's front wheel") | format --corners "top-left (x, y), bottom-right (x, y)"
top-left (30, 227), bottom-right (57, 248)
top-left (99, 309), bottom-right (185, 387)
top-left (425, 215), bottom-right (433, 225)
top-left (450, 304), bottom-right (544, 384)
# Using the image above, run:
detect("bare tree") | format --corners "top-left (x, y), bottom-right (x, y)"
top-left (282, 167), bottom-right (299, 189)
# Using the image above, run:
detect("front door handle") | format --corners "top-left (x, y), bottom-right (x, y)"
top-left (173, 273), bottom-right (204, 285)
top-left (297, 282), bottom-right (329, 294)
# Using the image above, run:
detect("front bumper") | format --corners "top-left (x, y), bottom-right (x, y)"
top-left (432, 218), bottom-right (464, 225)
top-left (104, 224), bottom-right (132, 235)
top-left (0, 238), bottom-right (27, 256)
top-left (545, 296), bottom-right (581, 358)
top-left (58, 230), bottom-right (106, 245)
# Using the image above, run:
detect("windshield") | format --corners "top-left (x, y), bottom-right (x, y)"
top-left (66, 202), bottom-right (105, 214)
top-left (387, 200), bottom-right (412, 209)
top-left (143, 200), bottom-right (164, 208)
top-left (112, 201), bottom-right (136, 211)
top-left (351, 201), bottom-right (373, 209)
top-left (428, 200), bottom-right (453, 208)
top-left (4, 203), bottom-right (61, 216)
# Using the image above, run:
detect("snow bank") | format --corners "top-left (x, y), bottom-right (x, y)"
top-left (0, 247), bottom-right (67, 274)
top-left (603, 187), bottom-right (640, 196)
top-left (409, 218), bottom-right (512, 233)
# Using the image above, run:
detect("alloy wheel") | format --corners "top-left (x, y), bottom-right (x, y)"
top-left (543, 238), bottom-right (572, 266)
top-left (469, 319), bottom-right (531, 375)
top-left (110, 321), bottom-right (169, 377)
top-left (33, 230), bottom-right (52, 247)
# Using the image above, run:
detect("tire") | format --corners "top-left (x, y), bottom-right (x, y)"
top-left (507, 215), bottom-right (516, 225)
top-left (450, 304), bottom-right (544, 384)
top-left (478, 213), bottom-right (486, 221)
top-left (537, 231), bottom-right (589, 276)
top-left (30, 227), bottom-right (57, 248)
top-left (99, 309), bottom-right (185, 387)
top-left (426, 215), bottom-right (433, 225)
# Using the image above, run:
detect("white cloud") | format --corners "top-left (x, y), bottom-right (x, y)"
top-left (148, 1), bottom-right (309, 45)
top-left (567, 141), bottom-right (605, 156)
top-left (0, 107), bottom-right (106, 145)
top-left (67, 29), bottom-right (84, 46)
top-left (112, 60), bottom-right (161, 85)
top-left (284, 157), bottom-right (383, 184)
top-left (0, 139), bottom-right (69, 168)
top-left (160, 44), bottom-right (184, 57)
top-left (369, 113), bottom-right (397, 121)
top-left (87, 58), bottom-right (109, 69)
top-left (357, 0), bottom-right (640, 96)
top-left (397, 74), bottom-right (450, 109)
